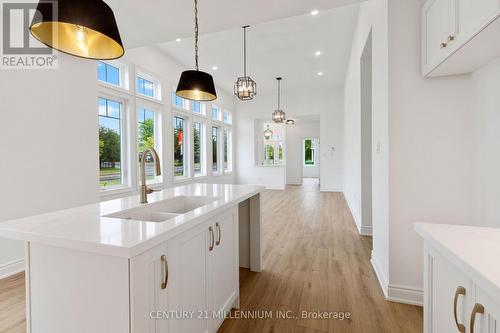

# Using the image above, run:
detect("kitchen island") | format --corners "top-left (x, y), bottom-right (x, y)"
top-left (0, 183), bottom-right (264, 333)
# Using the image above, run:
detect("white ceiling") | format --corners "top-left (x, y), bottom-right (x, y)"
top-left (157, 4), bottom-right (360, 94)
top-left (106, 0), bottom-right (363, 48)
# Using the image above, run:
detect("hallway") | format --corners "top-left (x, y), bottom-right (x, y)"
top-left (219, 183), bottom-right (423, 332)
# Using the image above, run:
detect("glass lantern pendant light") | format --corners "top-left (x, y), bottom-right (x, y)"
top-left (264, 125), bottom-right (273, 140)
top-left (234, 25), bottom-right (257, 100)
top-left (176, 0), bottom-right (217, 101)
top-left (272, 77), bottom-right (286, 123)
top-left (29, 0), bottom-right (124, 60)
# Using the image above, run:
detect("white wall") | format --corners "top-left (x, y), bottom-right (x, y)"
top-left (471, 58), bottom-right (500, 228)
top-left (0, 54), bottom-right (99, 278)
top-left (236, 88), bottom-right (344, 192)
top-left (343, 0), bottom-right (390, 289)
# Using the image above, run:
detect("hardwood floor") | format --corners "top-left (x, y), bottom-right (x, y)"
top-left (218, 180), bottom-right (423, 333)
top-left (0, 272), bottom-right (25, 333)
top-left (0, 180), bottom-right (422, 333)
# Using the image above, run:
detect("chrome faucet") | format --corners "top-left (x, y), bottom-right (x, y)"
top-left (140, 147), bottom-right (162, 204)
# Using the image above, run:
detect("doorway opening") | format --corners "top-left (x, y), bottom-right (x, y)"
top-left (303, 138), bottom-right (320, 186)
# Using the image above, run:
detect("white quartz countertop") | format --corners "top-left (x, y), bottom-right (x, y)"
top-left (0, 183), bottom-right (264, 258)
top-left (415, 223), bottom-right (500, 302)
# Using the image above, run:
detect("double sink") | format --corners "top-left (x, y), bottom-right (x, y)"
top-left (105, 196), bottom-right (217, 223)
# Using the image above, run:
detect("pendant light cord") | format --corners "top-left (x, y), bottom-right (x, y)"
top-left (194, 0), bottom-right (199, 71)
top-left (243, 25), bottom-right (249, 77)
top-left (277, 78), bottom-right (281, 110)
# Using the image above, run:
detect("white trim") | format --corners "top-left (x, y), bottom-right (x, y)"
top-left (0, 258), bottom-right (24, 279)
top-left (265, 186), bottom-right (286, 190)
top-left (387, 284), bottom-right (423, 306)
top-left (320, 186), bottom-right (342, 192)
top-left (287, 181), bottom-right (303, 186)
top-left (370, 251), bottom-right (388, 298)
top-left (359, 225), bottom-right (373, 236)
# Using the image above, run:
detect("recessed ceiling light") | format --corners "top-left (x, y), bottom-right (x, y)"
top-left (311, 9), bottom-right (319, 16)
top-left (315, 50), bottom-right (322, 56)
top-left (317, 72), bottom-right (324, 76)
top-left (212, 66), bottom-right (218, 70)
top-left (175, 38), bottom-right (181, 42)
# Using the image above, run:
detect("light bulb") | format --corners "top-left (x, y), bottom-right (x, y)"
top-left (75, 25), bottom-right (88, 55)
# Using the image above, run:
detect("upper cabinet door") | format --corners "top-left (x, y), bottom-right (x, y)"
top-left (209, 210), bottom-right (239, 332)
top-left (458, 0), bottom-right (499, 41)
top-left (130, 242), bottom-right (169, 333)
top-left (422, 0), bottom-right (457, 73)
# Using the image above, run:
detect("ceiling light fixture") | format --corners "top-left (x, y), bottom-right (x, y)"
top-left (315, 50), bottom-right (322, 56)
top-left (272, 77), bottom-right (286, 123)
top-left (311, 9), bottom-right (319, 16)
top-left (264, 125), bottom-right (273, 140)
top-left (234, 25), bottom-right (257, 101)
top-left (212, 66), bottom-right (218, 70)
top-left (317, 72), bottom-right (324, 76)
top-left (176, 0), bottom-right (217, 101)
top-left (175, 38), bottom-right (182, 42)
top-left (286, 119), bottom-right (295, 125)
top-left (29, 0), bottom-right (124, 60)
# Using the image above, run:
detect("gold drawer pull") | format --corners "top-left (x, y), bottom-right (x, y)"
top-left (161, 255), bottom-right (168, 290)
top-left (470, 303), bottom-right (485, 333)
top-left (440, 42), bottom-right (448, 49)
top-left (209, 226), bottom-right (214, 251)
top-left (215, 222), bottom-right (221, 246)
top-left (453, 286), bottom-right (466, 333)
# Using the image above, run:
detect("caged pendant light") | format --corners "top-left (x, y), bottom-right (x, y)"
top-left (29, 0), bottom-right (124, 60)
top-left (234, 25), bottom-right (257, 100)
top-left (176, 0), bottom-right (217, 101)
top-left (272, 78), bottom-right (286, 123)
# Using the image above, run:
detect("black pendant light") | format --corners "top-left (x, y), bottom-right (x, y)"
top-left (234, 25), bottom-right (257, 100)
top-left (272, 78), bottom-right (286, 123)
top-left (29, 0), bottom-right (124, 60)
top-left (176, 0), bottom-right (217, 101)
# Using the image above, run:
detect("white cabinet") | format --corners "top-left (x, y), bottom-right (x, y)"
top-left (422, 0), bottom-right (500, 77)
top-left (424, 245), bottom-right (500, 333)
top-left (130, 207), bottom-right (239, 333)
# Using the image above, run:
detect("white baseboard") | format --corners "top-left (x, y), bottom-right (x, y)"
top-left (287, 182), bottom-right (302, 186)
top-left (265, 186), bottom-right (286, 190)
top-left (387, 284), bottom-right (423, 306)
top-left (359, 225), bottom-right (373, 236)
top-left (0, 258), bottom-right (25, 279)
top-left (370, 252), bottom-right (388, 298)
top-left (320, 186), bottom-right (343, 192)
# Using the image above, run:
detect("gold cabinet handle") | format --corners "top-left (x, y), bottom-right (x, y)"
top-left (209, 226), bottom-right (214, 251)
top-left (440, 42), bottom-right (448, 49)
top-left (453, 286), bottom-right (466, 333)
top-left (447, 35), bottom-right (455, 42)
top-left (161, 255), bottom-right (168, 290)
top-left (470, 303), bottom-right (485, 333)
top-left (215, 222), bottom-right (221, 246)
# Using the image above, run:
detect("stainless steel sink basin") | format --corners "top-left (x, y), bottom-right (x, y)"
top-left (104, 196), bottom-right (216, 223)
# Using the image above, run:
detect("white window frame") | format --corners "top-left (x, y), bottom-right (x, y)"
top-left (172, 87), bottom-right (190, 111)
top-left (173, 113), bottom-right (190, 181)
top-left (192, 118), bottom-right (207, 178)
top-left (136, 102), bottom-right (163, 186)
top-left (211, 125), bottom-right (221, 175)
top-left (98, 93), bottom-right (131, 193)
top-left (223, 127), bottom-right (232, 173)
top-left (98, 60), bottom-right (129, 92)
top-left (223, 110), bottom-right (232, 125)
top-left (136, 69), bottom-right (162, 101)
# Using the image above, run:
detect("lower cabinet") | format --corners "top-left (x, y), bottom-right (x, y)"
top-left (424, 245), bottom-right (499, 333)
top-left (130, 207), bottom-right (239, 333)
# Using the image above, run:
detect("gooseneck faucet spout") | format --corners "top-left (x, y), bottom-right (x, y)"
top-left (140, 147), bottom-right (162, 204)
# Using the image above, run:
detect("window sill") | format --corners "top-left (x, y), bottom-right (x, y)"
top-left (98, 81), bottom-right (130, 96)
top-left (100, 186), bottom-right (136, 201)
top-left (136, 93), bottom-right (163, 105)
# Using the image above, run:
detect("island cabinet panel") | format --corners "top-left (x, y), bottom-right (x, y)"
top-left (473, 287), bottom-right (499, 333)
top-left (130, 206), bottom-right (239, 333)
top-left (28, 243), bottom-right (130, 333)
top-left (130, 242), bottom-right (169, 333)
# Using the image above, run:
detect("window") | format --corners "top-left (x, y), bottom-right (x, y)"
top-left (193, 101), bottom-right (202, 114)
top-left (223, 111), bottom-right (232, 124)
top-left (97, 62), bottom-right (120, 86)
top-left (137, 77), bottom-right (154, 98)
top-left (193, 122), bottom-right (205, 176)
top-left (224, 129), bottom-right (232, 172)
top-left (137, 108), bottom-right (161, 184)
top-left (264, 144), bottom-right (275, 163)
top-left (212, 126), bottom-right (219, 173)
top-left (173, 116), bottom-right (186, 177)
top-left (304, 138), bottom-right (317, 166)
top-left (212, 106), bottom-right (220, 121)
top-left (99, 97), bottom-right (124, 189)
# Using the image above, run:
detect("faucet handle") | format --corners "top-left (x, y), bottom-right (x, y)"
top-left (146, 187), bottom-right (161, 194)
